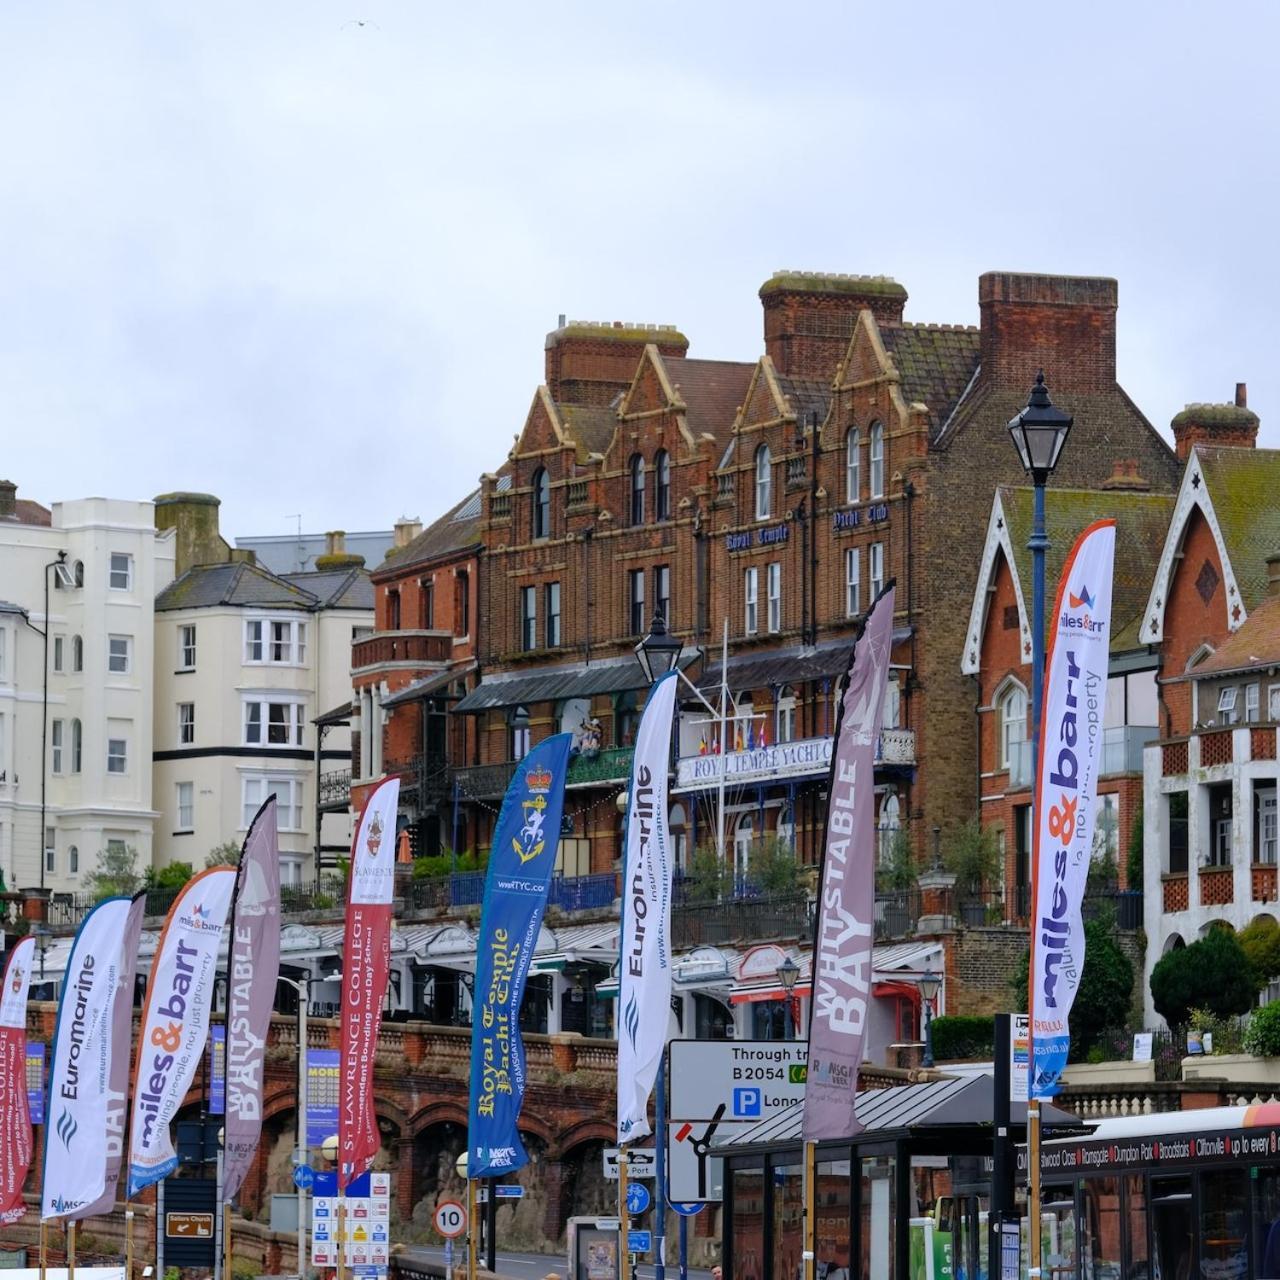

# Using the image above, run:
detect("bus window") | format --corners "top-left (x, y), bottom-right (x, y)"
top-left (1041, 1184), bottom-right (1076, 1280)
top-left (1199, 1168), bottom-right (1248, 1279)
top-left (1151, 1176), bottom-right (1193, 1280)
top-left (1081, 1175), bottom-right (1122, 1279)
top-left (1125, 1174), bottom-right (1150, 1280)
top-left (1255, 1166), bottom-right (1280, 1278)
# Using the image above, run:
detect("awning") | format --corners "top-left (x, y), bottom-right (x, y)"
top-left (314, 700), bottom-right (354, 727)
top-left (730, 984), bottom-right (813, 1006)
top-left (527, 922), bottom-right (620, 973)
top-left (697, 629), bottom-right (913, 694)
top-left (454, 654), bottom-right (697, 715)
top-left (382, 664), bottom-right (472, 711)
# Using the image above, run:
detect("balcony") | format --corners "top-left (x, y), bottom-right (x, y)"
top-left (318, 767), bottom-right (351, 811)
top-left (383, 755), bottom-right (452, 808)
top-left (1161, 723), bottom-right (1280, 777)
top-left (1100, 725), bottom-right (1159, 775)
top-left (352, 630), bottom-right (452, 671)
top-left (455, 746), bottom-right (634, 801)
top-left (672, 893), bottom-right (813, 949)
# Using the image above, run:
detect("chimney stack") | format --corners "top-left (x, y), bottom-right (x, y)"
top-left (315, 529), bottom-right (365, 571)
top-left (0, 480), bottom-right (15, 519)
top-left (1236, 382), bottom-right (1248, 408)
top-left (1171, 390), bottom-right (1260, 461)
top-left (394, 516), bottom-right (423, 549)
top-left (545, 320), bottom-right (688, 406)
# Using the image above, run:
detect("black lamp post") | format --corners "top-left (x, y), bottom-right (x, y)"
top-left (634, 612), bottom-right (683, 685)
top-left (918, 968), bottom-right (941, 1068)
top-left (776, 955), bottom-right (800, 1041)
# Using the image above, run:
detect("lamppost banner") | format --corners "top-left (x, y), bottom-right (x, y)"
top-left (339, 776), bottom-right (399, 1190)
top-left (0, 936), bottom-right (35, 1224)
top-left (468, 732), bottom-right (573, 1177)
top-left (803, 584), bottom-right (896, 1141)
top-left (128, 866), bottom-right (237, 1196)
top-left (617, 669), bottom-right (679, 1144)
top-left (42, 897), bottom-right (139, 1220)
top-left (1030, 519), bottom-right (1115, 1099)
top-left (223, 796), bottom-right (282, 1203)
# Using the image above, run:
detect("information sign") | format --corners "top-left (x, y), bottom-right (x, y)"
top-left (311, 1172), bottom-right (391, 1269)
top-left (1010, 1014), bottom-right (1030, 1105)
top-left (602, 1148), bottom-right (657, 1180)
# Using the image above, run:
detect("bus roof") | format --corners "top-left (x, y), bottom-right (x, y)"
top-left (1049, 1103), bottom-right (1280, 1143)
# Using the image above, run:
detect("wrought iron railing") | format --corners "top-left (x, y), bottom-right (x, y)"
top-left (672, 894), bottom-right (814, 949)
top-left (318, 768), bottom-right (351, 808)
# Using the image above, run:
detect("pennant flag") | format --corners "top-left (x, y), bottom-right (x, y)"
top-left (83, 893), bottom-right (146, 1218)
top-left (617, 670), bottom-right (679, 1143)
top-left (339, 777), bottom-right (400, 1189)
top-left (0, 936), bottom-right (35, 1224)
top-left (468, 733), bottom-right (573, 1177)
top-left (42, 897), bottom-right (140, 1221)
top-left (747, 723), bottom-right (756, 750)
top-left (223, 797), bottom-right (282, 1203)
top-left (1030, 520), bottom-right (1115, 1098)
top-left (698, 736), bottom-right (707, 756)
top-left (803, 583), bottom-right (896, 1140)
top-left (759, 723), bottom-right (768, 749)
top-left (128, 866), bottom-right (237, 1196)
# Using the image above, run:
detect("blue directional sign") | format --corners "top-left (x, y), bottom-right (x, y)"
top-left (669, 1201), bottom-right (704, 1217)
top-left (627, 1231), bottom-right (652, 1253)
top-left (292, 1165), bottom-right (315, 1191)
top-left (625, 1183), bottom-right (651, 1215)
top-left (494, 1185), bottom-right (525, 1199)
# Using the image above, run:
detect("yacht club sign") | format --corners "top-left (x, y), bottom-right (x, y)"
top-left (675, 735), bottom-right (831, 790)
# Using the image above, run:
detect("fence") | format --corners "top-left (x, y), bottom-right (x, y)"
top-left (672, 893), bottom-right (814, 948)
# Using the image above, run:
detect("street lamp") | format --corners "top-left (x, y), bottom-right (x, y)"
top-left (918, 969), bottom-right (941, 1068)
top-left (634, 612), bottom-right (683, 685)
top-left (776, 955), bottom-right (800, 1041)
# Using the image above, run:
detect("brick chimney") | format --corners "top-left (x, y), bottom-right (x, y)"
top-left (760, 271), bottom-right (908, 379)
top-left (0, 480), bottom-right (15, 519)
top-left (1100, 459), bottom-right (1151, 491)
top-left (545, 320), bottom-right (688, 406)
top-left (316, 529), bottom-right (365, 571)
top-left (394, 516), bottom-right (423, 549)
top-left (978, 272), bottom-right (1118, 393)
top-left (1170, 387), bottom-right (1259, 461)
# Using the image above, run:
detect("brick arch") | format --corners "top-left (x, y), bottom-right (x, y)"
top-left (548, 1117), bottom-right (615, 1163)
top-left (407, 1100), bottom-right (469, 1138)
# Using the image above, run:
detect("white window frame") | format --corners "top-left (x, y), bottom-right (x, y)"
top-left (178, 702), bottom-right (195, 746)
top-left (176, 781), bottom-right (194, 832)
top-left (1270, 685), bottom-right (1280, 721)
top-left (51, 719), bottom-right (63, 774)
top-left (1261, 789), bottom-right (1278, 866)
top-left (69, 845), bottom-right (79, 875)
top-left (242, 697), bottom-right (306, 748)
top-left (999, 682), bottom-right (1028, 771)
top-left (629, 569), bottom-right (646, 636)
top-left (1246, 683), bottom-right (1261, 723)
top-left (179, 624), bottom-right (197, 671)
top-left (777, 687), bottom-right (796, 744)
top-left (767, 562), bottom-right (781, 633)
top-left (870, 542), bottom-right (884, 600)
top-left (44, 826), bottom-right (55, 875)
top-left (109, 552), bottom-right (133, 591)
top-left (654, 565), bottom-right (671, 626)
top-left (869, 423), bottom-right (885, 498)
top-left (545, 581), bottom-right (561, 648)
top-left (72, 635), bottom-right (83, 673)
top-left (744, 567), bottom-right (759, 636)
top-left (242, 775), bottom-right (304, 831)
top-left (754, 445), bottom-right (772, 521)
top-left (107, 736), bottom-right (128, 775)
top-left (244, 617), bottom-right (307, 666)
top-left (1218, 685), bottom-right (1238, 725)
top-left (52, 635), bottom-right (64, 673)
top-left (108, 634), bottom-right (132, 675)
top-left (520, 585), bottom-right (537, 651)
top-left (845, 548), bottom-right (861, 618)
top-left (71, 719), bottom-right (82, 774)
top-left (846, 428), bottom-right (861, 504)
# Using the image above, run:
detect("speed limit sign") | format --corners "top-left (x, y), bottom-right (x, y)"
top-left (433, 1200), bottom-right (468, 1239)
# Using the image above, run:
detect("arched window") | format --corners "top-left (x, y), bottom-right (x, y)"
top-left (509, 705), bottom-right (531, 761)
top-left (777, 802), bottom-right (795, 851)
top-left (776, 686), bottom-right (797, 744)
top-left (869, 422), bottom-right (885, 498)
top-left (669, 802), bottom-right (688, 875)
top-left (73, 560), bottom-right (84, 587)
top-left (734, 812), bottom-right (755, 878)
top-left (654, 450), bottom-right (671, 521)
top-left (845, 428), bottom-right (861, 504)
top-left (72, 635), bottom-right (83, 673)
top-left (754, 444), bottom-right (772, 520)
top-left (629, 454), bottom-right (645, 525)
top-left (998, 682), bottom-right (1028, 772)
top-left (71, 719), bottom-right (82, 773)
top-left (532, 468), bottom-right (550, 540)
top-left (883, 675), bottom-right (901, 729)
top-left (878, 791), bottom-right (901, 866)
top-left (69, 845), bottom-right (79, 875)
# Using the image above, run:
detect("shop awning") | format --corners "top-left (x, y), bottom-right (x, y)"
top-left (382, 664), bottom-right (472, 710)
top-left (526, 922), bottom-right (620, 974)
top-left (454, 655), bottom-right (697, 715)
top-left (696, 629), bottom-right (914, 694)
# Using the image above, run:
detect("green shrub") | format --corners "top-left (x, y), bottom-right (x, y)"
top-left (145, 861), bottom-right (194, 891)
top-left (684, 844), bottom-right (731, 902)
top-left (876, 827), bottom-right (917, 893)
top-left (1245, 1003), bottom-right (1280, 1057)
top-left (930, 1015), bottom-right (995, 1061)
top-left (944, 818), bottom-right (1000, 894)
top-left (1150, 928), bottom-right (1259, 1027)
top-left (1240, 916), bottom-right (1280, 988)
top-left (1126, 805), bottom-right (1144, 889)
top-left (745, 834), bottom-right (800, 894)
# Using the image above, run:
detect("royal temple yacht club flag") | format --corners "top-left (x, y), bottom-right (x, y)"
top-left (0, 936), bottom-right (35, 1224)
top-left (42, 896), bottom-right (141, 1221)
top-left (128, 865), bottom-right (238, 1196)
top-left (803, 583), bottom-right (896, 1142)
top-left (617, 669), bottom-right (679, 1144)
top-left (1030, 520), bottom-right (1115, 1099)
top-left (339, 776), bottom-right (400, 1189)
top-left (223, 797), bottom-right (282, 1203)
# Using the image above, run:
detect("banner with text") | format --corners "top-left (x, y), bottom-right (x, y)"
top-left (0, 937), bottom-right (35, 1224)
top-left (803, 583), bottom-right (896, 1141)
top-left (468, 732), bottom-right (572, 1177)
top-left (128, 866), bottom-right (237, 1196)
top-left (1030, 521), bottom-right (1115, 1099)
top-left (339, 777), bottom-right (399, 1190)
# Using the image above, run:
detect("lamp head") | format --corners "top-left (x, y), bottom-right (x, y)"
top-left (634, 612), bottom-right (683, 684)
top-left (1007, 371), bottom-right (1073, 481)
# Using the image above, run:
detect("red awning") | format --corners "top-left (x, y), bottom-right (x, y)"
top-left (730, 985), bottom-right (813, 1006)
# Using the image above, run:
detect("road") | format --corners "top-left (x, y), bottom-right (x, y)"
top-left (400, 1244), bottom-right (714, 1280)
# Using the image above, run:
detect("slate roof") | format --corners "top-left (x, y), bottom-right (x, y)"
top-left (669, 358), bottom-right (754, 446)
top-left (999, 485), bottom-right (1176, 651)
top-left (879, 323), bottom-right (981, 433)
top-left (1192, 593), bottom-right (1280, 678)
top-left (558, 403), bottom-right (619, 458)
top-left (775, 374), bottom-right (832, 431)
top-left (156, 561), bottom-right (317, 612)
top-left (377, 488), bottom-right (485, 577)
top-left (1, 498), bottom-right (52, 526)
top-left (1194, 446), bottom-right (1280, 612)
top-left (281, 568), bottom-right (374, 610)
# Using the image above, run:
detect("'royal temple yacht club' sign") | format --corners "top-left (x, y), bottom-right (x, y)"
top-left (675, 736), bottom-right (831, 790)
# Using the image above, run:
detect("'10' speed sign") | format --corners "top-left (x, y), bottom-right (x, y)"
top-left (433, 1200), bottom-right (468, 1239)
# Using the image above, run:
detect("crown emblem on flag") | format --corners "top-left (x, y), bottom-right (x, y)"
top-left (526, 767), bottom-right (553, 794)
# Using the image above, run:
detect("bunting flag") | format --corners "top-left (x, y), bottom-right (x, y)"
top-left (223, 797), bottom-right (282, 1203)
top-left (468, 734), bottom-right (573, 1177)
top-left (1030, 520), bottom-right (1115, 1099)
top-left (83, 892), bottom-right (146, 1218)
top-left (339, 777), bottom-right (400, 1190)
top-left (128, 866), bottom-right (237, 1196)
top-left (617, 670), bottom-right (679, 1143)
top-left (0, 937), bottom-right (35, 1224)
top-left (803, 583), bottom-right (896, 1141)
top-left (42, 897), bottom-right (140, 1220)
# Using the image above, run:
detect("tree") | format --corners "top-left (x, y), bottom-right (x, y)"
top-left (876, 826), bottom-right (917, 893)
top-left (1149, 927), bottom-right (1259, 1027)
top-left (87, 844), bottom-right (142, 901)
top-left (944, 818), bottom-right (1000, 895)
top-left (745, 834), bottom-right (800, 894)
top-left (145, 861), bottom-right (195, 892)
top-left (1239, 916), bottom-right (1280, 989)
top-left (1126, 804), bottom-right (1144, 890)
top-left (206, 839), bottom-right (242, 868)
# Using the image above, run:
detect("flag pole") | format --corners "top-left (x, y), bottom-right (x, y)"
top-left (67, 1221), bottom-right (75, 1280)
top-left (467, 1177), bottom-right (477, 1280)
top-left (125, 1208), bottom-right (133, 1280)
top-left (802, 1139), bottom-right (816, 1280)
top-left (618, 1146), bottom-right (631, 1280)
top-left (337, 1195), bottom-right (346, 1280)
top-left (38, 1219), bottom-right (46, 1280)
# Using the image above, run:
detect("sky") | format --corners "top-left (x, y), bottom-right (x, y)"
top-left (3, 2), bottom-right (1279, 542)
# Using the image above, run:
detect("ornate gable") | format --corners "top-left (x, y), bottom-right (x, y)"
top-left (962, 490), bottom-right (1032, 676)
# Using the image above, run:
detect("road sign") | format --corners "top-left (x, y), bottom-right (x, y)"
top-left (668, 1201), bottom-right (704, 1217)
top-left (625, 1183), bottom-right (651, 1215)
top-left (433, 1201), bottom-right (467, 1239)
top-left (669, 1039), bottom-right (809, 1122)
top-left (293, 1165), bottom-right (315, 1191)
top-left (166, 1213), bottom-right (214, 1239)
top-left (494, 1185), bottom-right (524, 1199)
top-left (1011, 1013), bottom-right (1030, 1104)
top-left (602, 1148), bottom-right (657, 1180)
top-left (627, 1231), bottom-right (652, 1253)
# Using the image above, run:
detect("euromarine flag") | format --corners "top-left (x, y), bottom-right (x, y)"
top-left (468, 733), bottom-right (573, 1178)
top-left (803, 583), bottom-right (896, 1141)
top-left (1030, 520), bottom-right (1115, 1099)
top-left (0, 936), bottom-right (35, 1224)
top-left (339, 777), bottom-right (399, 1190)
top-left (223, 797), bottom-right (282, 1203)
top-left (42, 896), bottom-right (141, 1221)
top-left (617, 669), bottom-right (679, 1144)
top-left (128, 866), bottom-right (237, 1196)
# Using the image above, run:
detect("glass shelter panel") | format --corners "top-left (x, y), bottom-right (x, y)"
top-left (815, 1159), bottom-right (852, 1280)
top-left (731, 1166), bottom-right (766, 1280)
top-left (860, 1154), bottom-right (896, 1280)
top-left (771, 1161), bottom-right (803, 1280)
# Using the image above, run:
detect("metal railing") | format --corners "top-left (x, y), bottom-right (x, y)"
top-left (455, 746), bottom-right (635, 800)
top-left (1101, 725), bottom-right (1159, 775)
top-left (672, 894), bottom-right (814, 948)
top-left (318, 767), bottom-right (351, 808)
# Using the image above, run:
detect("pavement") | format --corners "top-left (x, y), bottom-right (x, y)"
top-left (399, 1244), bottom-right (714, 1280)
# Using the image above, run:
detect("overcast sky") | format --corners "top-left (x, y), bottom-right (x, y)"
top-left (3, 2), bottom-right (1277, 542)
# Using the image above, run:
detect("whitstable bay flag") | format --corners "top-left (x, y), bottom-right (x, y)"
top-left (42, 897), bottom-right (141, 1221)
top-left (1030, 520), bottom-right (1115, 1099)
top-left (0, 936), bottom-right (35, 1224)
top-left (803, 583), bottom-right (896, 1141)
top-left (128, 866), bottom-right (237, 1196)
top-left (617, 669), bottom-right (679, 1144)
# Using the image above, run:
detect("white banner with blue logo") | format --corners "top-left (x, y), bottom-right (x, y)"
top-left (467, 732), bottom-right (573, 1178)
top-left (41, 896), bottom-right (136, 1220)
top-left (128, 866), bottom-right (237, 1195)
top-left (617, 670), bottom-right (679, 1143)
top-left (1030, 519), bottom-right (1115, 1099)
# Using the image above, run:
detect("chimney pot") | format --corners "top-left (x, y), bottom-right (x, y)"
top-left (325, 530), bottom-right (346, 557)
top-left (0, 479), bottom-right (15, 518)
top-left (1236, 382), bottom-right (1248, 408)
top-left (394, 517), bottom-right (423, 549)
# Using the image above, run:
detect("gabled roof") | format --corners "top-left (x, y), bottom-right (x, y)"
top-left (558, 403), bottom-right (619, 458)
top-left (667, 357), bottom-right (753, 446)
top-left (774, 374), bottom-right (832, 431)
top-left (1190, 593), bottom-right (1280, 679)
top-left (1, 498), bottom-right (52, 526)
top-left (377, 488), bottom-right (485, 576)
top-left (156, 561), bottom-right (318, 611)
top-left (281, 567), bottom-right (373, 610)
top-left (878, 322), bottom-right (980, 434)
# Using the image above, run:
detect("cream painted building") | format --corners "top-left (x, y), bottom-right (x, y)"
top-left (0, 484), bottom-right (173, 896)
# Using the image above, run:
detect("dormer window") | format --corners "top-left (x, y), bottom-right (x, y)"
top-left (1218, 686), bottom-right (1238, 725)
top-left (532, 468), bottom-right (550, 540)
top-left (754, 444), bottom-right (772, 521)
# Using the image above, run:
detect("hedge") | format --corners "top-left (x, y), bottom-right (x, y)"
top-left (930, 1014), bottom-right (996, 1062)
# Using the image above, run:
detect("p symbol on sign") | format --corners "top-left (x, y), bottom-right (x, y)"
top-left (733, 1086), bottom-right (762, 1117)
